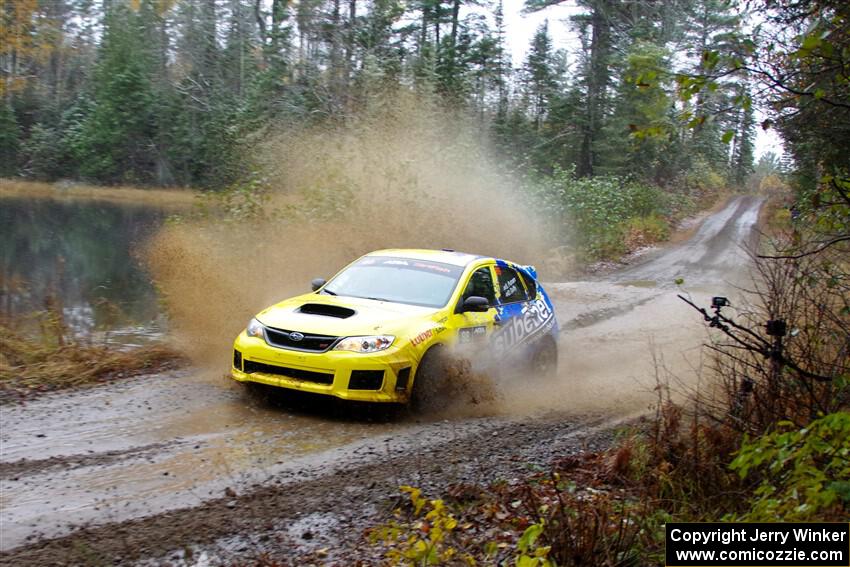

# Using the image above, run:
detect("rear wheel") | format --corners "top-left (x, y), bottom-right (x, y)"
top-left (529, 336), bottom-right (558, 380)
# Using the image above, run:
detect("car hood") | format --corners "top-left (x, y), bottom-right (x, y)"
top-left (255, 293), bottom-right (440, 337)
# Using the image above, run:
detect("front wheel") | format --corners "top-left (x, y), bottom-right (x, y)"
top-left (410, 347), bottom-right (450, 414)
top-left (529, 336), bottom-right (558, 380)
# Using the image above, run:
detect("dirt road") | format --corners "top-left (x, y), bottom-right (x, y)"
top-left (0, 195), bottom-right (764, 565)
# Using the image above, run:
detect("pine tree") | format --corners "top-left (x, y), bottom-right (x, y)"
top-left (731, 94), bottom-right (755, 186)
top-left (522, 21), bottom-right (557, 132)
top-left (603, 40), bottom-right (675, 181)
top-left (682, 0), bottom-right (742, 170)
top-left (570, 0), bottom-right (616, 177)
top-left (493, 0), bottom-right (508, 119)
top-left (71, 3), bottom-right (157, 183)
top-left (0, 101), bottom-right (20, 175)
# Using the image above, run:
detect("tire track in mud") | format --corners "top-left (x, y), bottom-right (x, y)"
top-left (0, 442), bottom-right (178, 481)
top-left (558, 295), bottom-right (657, 332)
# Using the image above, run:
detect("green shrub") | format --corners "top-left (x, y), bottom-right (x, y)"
top-left (623, 214), bottom-right (670, 250)
top-left (526, 168), bottom-right (673, 259)
top-left (729, 412), bottom-right (850, 522)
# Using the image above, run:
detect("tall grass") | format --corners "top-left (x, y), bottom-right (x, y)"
top-left (0, 178), bottom-right (197, 208)
top-left (0, 298), bottom-right (183, 403)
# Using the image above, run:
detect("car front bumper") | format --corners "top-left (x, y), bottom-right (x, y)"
top-left (231, 332), bottom-right (414, 403)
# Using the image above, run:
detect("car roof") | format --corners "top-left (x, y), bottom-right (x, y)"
top-left (366, 248), bottom-right (488, 267)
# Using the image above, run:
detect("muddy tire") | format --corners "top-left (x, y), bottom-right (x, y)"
top-left (410, 347), bottom-right (450, 414)
top-left (528, 336), bottom-right (558, 380)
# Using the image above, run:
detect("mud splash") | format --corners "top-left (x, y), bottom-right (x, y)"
top-left (145, 94), bottom-right (763, 420)
top-left (147, 94), bottom-right (557, 375)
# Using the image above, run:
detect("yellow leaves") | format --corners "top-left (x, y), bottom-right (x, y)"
top-left (374, 486), bottom-right (559, 566)
top-left (401, 485), bottom-right (426, 515)
top-left (375, 486), bottom-right (466, 566)
top-left (0, 0), bottom-right (64, 96)
top-left (516, 554), bottom-right (554, 567)
top-left (128, 0), bottom-right (178, 16)
top-left (0, 0), bottom-right (37, 54)
top-left (0, 77), bottom-right (25, 98)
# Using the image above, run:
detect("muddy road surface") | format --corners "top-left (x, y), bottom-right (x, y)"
top-left (0, 196), bottom-right (764, 565)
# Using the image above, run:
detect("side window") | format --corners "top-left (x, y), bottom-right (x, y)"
top-left (519, 270), bottom-right (537, 299)
top-left (496, 266), bottom-right (528, 304)
top-left (461, 267), bottom-right (496, 306)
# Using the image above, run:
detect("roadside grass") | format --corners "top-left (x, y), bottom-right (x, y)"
top-left (367, 459), bottom-right (663, 566)
top-left (0, 178), bottom-right (198, 208)
top-left (0, 309), bottom-right (184, 403)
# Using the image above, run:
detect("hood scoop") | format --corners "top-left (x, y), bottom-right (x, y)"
top-left (297, 303), bottom-right (356, 319)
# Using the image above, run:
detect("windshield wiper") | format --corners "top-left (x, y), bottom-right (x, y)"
top-left (367, 296), bottom-right (389, 302)
top-left (321, 288), bottom-right (337, 296)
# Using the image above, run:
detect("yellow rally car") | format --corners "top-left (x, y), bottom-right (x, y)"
top-left (231, 249), bottom-right (559, 405)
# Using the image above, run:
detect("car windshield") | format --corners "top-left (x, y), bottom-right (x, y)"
top-left (322, 256), bottom-right (464, 308)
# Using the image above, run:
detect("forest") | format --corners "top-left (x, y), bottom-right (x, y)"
top-left (1, 0), bottom-right (795, 192)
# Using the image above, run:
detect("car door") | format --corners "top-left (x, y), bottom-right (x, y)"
top-left (445, 264), bottom-right (499, 348)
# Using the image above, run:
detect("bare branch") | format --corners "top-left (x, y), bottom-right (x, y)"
top-left (758, 235), bottom-right (850, 259)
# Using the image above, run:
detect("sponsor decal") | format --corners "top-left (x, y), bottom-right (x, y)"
top-left (411, 329), bottom-right (433, 346)
top-left (413, 262), bottom-right (452, 273)
top-left (491, 299), bottom-right (555, 351)
top-left (364, 257), bottom-right (462, 277)
top-left (411, 326), bottom-right (446, 347)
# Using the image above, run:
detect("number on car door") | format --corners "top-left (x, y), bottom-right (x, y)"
top-left (449, 265), bottom-right (498, 346)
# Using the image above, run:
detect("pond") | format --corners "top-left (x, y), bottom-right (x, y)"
top-left (0, 197), bottom-right (170, 344)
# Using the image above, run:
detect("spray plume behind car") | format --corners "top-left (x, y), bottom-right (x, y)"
top-left (146, 94), bottom-right (560, 411)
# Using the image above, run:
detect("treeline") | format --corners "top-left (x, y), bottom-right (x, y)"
top-left (1, 0), bottom-right (765, 191)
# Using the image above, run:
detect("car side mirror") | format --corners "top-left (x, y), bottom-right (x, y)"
top-left (461, 296), bottom-right (490, 313)
top-left (311, 278), bottom-right (326, 292)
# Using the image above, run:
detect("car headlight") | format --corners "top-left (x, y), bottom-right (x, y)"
top-left (333, 335), bottom-right (395, 353)
top-left (246, 318), bottom-right (265, 338)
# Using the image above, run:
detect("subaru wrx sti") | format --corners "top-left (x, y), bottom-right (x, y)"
top-left (231, 249), bottom-right (559, 404)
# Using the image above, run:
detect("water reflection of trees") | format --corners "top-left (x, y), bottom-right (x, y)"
top-left (0, 198), bottom-right (165, 332)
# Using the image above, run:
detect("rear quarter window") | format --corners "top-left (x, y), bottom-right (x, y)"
top-left (496, 266), bottom-right (528, 304)
top-left (519, 270), bottom-right (537, 299)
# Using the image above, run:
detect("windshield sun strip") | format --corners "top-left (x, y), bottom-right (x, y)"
top-left (321, 257), bottom-right (464, 308)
